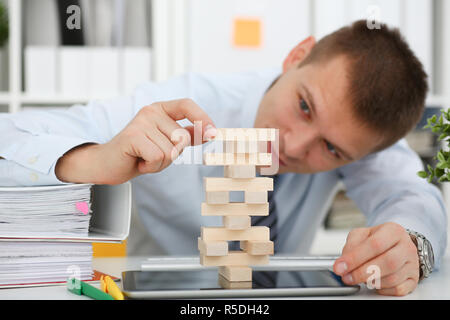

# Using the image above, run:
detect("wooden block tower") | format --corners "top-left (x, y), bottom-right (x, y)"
top-left (199, 128), bottom-right (277, 288)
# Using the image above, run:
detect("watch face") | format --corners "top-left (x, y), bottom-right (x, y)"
top-left (423, 240), bottom-right (435, 271)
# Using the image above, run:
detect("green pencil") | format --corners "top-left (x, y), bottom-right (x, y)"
top-left (67, 278), bottom-right (114, 300)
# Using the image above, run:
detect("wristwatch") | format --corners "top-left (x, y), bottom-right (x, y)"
top-left (406, 229), bottom-right (434, 281)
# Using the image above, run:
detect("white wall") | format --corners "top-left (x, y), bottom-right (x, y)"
top-left (187, 0), bottom-right (311, 74)
top-left (436, 0), bottom-right (450, 98)
top-left (183, 0), bottom-right (434, 92)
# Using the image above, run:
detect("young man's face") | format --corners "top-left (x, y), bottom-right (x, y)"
top-left (254, 42), bottom-right (383, 174)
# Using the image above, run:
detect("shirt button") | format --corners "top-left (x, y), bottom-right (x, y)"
top-left (28, 156), bottom-right (38, 164)
top-left (30, 173), bottom-right (39, 182)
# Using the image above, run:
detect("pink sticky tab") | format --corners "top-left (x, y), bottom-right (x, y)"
top-left (76, 202), bottom-right (89, 215)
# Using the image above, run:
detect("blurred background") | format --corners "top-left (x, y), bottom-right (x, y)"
top-left (0, 0), bottom-right (448, 256)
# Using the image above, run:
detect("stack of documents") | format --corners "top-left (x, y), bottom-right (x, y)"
top-left (0, 241), bottom-right (93, 286)
top-left (0, 184), bottom-right (95, 286)
top-left (0, 184), bottom-right (92, 237)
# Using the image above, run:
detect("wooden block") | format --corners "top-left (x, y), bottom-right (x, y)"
top-left (236, 153), bottom-right (257, 165)
top-left (204, 177), bottom-right (273, 192)
top-left (201, 226), bottom-right (269, 241)
top-left (213, 128), bottom-right (276, 141)
top-left (245, 191), bottom-right (267, 204)
top-left (205, 191), bottom-right (229, 204)
top-left (203, 153), bottom-right (271, 166)
top-left (197, 237), bottom-right (228, 256)
top-left (201, 203), bottom-right (269, 216)
top-left (200, 250), bottom-right (269, 266)
top-left (223, 141), bottom-right (268, 153)
top-left (218, 275), bottom-right (252, 289)
top-left (223, 215), bottom-right (251, 230)
top-left (240, 240), bottom-right (274, 255)
top-left (219, 266), bottom-right (252, 282)
top-left (224, 165), bottom-right (256, 178)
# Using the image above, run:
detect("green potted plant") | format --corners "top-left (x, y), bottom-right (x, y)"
top-left (418, 108), bottom-right (450, 183)
top-left (0, 2), bottom-right (8, 91)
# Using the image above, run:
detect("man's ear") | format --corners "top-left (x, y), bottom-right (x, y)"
top-left (282, 36), bottom-right (316, 73)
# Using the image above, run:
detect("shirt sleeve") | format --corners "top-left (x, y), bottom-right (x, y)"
top-left (0, 72), bottom-right (212, 187)
top-left (337, 139), bottom-right (448, 270)
top-left (0, 94), bottom-right (136, 187)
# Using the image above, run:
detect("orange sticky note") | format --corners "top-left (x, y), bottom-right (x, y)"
top-left (233, 18), bottom-right (262, 48)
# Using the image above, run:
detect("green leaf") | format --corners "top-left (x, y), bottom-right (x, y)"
top-left (439, 115), bottom-right (444, 125)
top-left (437, 151), bottom-right (445, 162)
top-left (417, 171), bottom-right (428, 178)
top-left (431, 115), bottom-right (437, 123)
top-left (445, 110), bottom-right (450, 121)
top-left (435, 168), bottom-right (445, 177)
top-left (436, 162), bottom-right (447, 169)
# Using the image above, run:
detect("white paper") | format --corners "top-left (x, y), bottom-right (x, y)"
top-left (0, 241), bottom-right (93, 286)
top-left (0, 184), bottom-right (93, 237)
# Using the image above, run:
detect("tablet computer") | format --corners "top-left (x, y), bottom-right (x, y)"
top-left (122, 269), bottom-right (360, 299)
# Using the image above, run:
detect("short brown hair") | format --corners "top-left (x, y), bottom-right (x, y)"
top-left (299, 20), bottom-right (428, 151)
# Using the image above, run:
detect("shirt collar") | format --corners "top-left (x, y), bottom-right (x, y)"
top-left (240, 67), bottom-right (282, 129)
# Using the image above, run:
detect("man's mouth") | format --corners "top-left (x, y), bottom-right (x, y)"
top-left (272, 147), bottom-right (287, 167)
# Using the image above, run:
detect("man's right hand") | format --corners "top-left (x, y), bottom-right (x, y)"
top-left (55, 99), bottom-right (217, 185)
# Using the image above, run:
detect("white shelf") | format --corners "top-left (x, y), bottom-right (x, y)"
top-left (20, 94), bottom-right (108, 105)
top-left (2, 0), bottom-right (166, 113)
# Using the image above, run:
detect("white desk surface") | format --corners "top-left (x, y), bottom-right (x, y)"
top-left (0, 255), bottom-right (448, 300)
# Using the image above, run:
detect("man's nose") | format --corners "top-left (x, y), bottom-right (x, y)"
top-left (283, 129), bottom-right (317, 159)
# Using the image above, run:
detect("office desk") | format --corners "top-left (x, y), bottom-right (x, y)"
top-left (0, 255), bottom-right (448, 300)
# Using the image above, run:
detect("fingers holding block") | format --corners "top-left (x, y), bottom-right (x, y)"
top-left (240, 240), bottom-right (274, 255)
top-left (205, 191), bottom-right (229, 204)
top-left (223, 215), bottom-right (251, 230)
top-left (197, 237), bottom-right (228, 256)
top-left (219, 266), bottom-right (252, 282)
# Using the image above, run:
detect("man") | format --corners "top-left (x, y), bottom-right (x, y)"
top-left (0, 20), bottom-right (446, 296)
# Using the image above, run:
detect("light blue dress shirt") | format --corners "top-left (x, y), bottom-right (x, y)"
top-left (0, 68), bottom-right (447, 269)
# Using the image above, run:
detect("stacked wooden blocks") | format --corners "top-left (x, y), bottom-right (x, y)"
top-left (199, 128), bottom-right (277, 288)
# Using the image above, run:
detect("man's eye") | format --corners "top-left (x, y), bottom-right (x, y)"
top-left (325, 141), bottom-right (339, 157)
top-left (299, 99), bottom-right (310, 115)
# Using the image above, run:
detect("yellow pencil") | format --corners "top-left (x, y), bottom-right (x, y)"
top-left (100, 275), bottom-right (124, 300)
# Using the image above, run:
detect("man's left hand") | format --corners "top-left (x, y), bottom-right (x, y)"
top-left (333, 222), bottom-right (420, 296)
